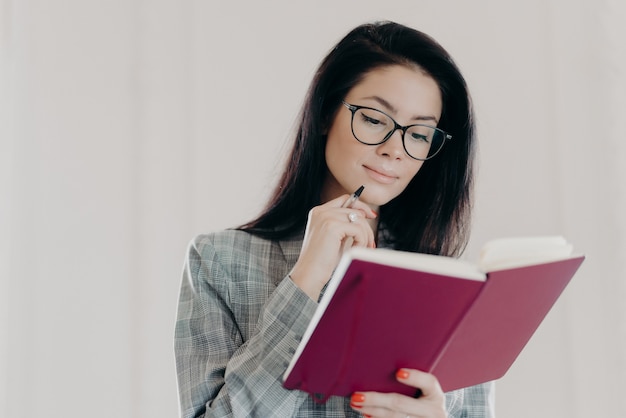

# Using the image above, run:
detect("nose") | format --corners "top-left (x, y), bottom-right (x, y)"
top-left (376, 128), bottom-right (405, 159)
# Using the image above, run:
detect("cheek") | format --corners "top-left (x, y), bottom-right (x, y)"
top-left (325, 120), bottom-right (364, 164)
top-left (325, 137), bottom-right (360, 185)
top-left (408, 161), bottom-right (424, 177)
top-left (326, 116), bottom-right (350, 150)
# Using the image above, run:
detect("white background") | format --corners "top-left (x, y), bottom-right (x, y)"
top-left (2, 1), bottom-right (625, 417)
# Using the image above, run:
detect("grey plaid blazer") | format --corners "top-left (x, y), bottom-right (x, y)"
top-left (175, 229), bottom-right (495, 417)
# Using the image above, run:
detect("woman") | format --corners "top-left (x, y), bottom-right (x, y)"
top-left (175, 21), bottom-right (495, 417)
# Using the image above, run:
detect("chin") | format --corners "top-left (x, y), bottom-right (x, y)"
top-left (363, 193), bottom-right (398, 208)
top-left (362, 186), bottom-right (405, 206)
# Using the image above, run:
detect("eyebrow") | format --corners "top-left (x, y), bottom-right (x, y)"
top-left (361, 95), bottom-right (439, 123)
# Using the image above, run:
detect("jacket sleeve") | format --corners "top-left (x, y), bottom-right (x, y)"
top-left (461, 382), bottom-right (496, 418)
top-left (174, 235), bottom-right (318, 418)
top-left (453, 382), bottom-right (496, 418)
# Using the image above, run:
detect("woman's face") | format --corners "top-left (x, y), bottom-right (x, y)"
top-left (322, 64), bottom-right (443, 209)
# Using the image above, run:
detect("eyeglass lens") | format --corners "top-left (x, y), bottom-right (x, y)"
top-left (352, 107), bottom-right (444, 160)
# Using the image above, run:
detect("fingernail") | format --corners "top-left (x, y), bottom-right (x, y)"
top-left (396, 369), bottom-right (410, 380)
top-left (350, 402), bottom-right (362, 409)
top-left (351, 393), bottom-right (365, 403)
top-left (371, 210), bottom-right (378, 217)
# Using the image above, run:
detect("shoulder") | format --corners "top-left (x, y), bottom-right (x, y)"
top-left (192, 229), bottom-right (257, 248)
top-left (183, 230), bottom-right (272, 293)
top-left (189, 229), bottom-right (274, 263)
top-left (185, 228), bottom-right (303, 287)
top-left (188, 229), bottom-right (303, 276)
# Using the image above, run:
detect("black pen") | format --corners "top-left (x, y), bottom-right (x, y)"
top-left (341, 185), bottom-right (364, 251)
top-left (341, 185), bottom-right (365, 209)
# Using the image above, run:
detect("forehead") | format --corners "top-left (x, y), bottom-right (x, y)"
top-left (347, 65), bottom-right (443, 119)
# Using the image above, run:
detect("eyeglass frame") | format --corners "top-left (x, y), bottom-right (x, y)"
top-left (341, 101), bottom-right (452, 161)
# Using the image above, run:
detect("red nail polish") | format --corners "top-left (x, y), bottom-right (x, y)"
top-left (396, 369), bottom-right (410, 380)
top-left (350, 402), bottom-right (362, 409)
top-left (351, 393), bottom-right (365, 403)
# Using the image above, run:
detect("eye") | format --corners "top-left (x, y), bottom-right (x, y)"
top-left (358, 110), bottom-right (388, 128)
top-left (409, 132), bottom-right (430, 143)
top-left (407, 125), bottom-right (436, 144)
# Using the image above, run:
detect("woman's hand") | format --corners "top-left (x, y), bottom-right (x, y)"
top-left (289, 194), bottom-right (377, 300)
top-left (349, 369), bottom-right (447, 418)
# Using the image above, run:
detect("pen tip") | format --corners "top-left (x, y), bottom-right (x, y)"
top-left (354, 185), bottom-right (365, 197)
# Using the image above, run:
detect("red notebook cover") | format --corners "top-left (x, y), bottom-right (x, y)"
top-left (282, 253), bottom-right (584, 402)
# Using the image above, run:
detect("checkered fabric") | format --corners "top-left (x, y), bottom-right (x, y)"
top-left (175, 229), bottom-right (495, 417)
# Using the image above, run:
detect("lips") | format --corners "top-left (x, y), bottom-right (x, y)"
top-left (363, 165), bottom-right (399, 184)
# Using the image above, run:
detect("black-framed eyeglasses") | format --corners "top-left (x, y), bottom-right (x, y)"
top-left (342, 101), bottom-right (451, 161)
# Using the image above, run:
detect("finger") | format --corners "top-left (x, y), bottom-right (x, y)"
top-left (351, 390), bottom-right (446, 418)
top-left (349, 371), bottom-right (445, 415)
top-left (396, 369), bottom-right (444, 400)
top-left (349, 200), bottom-right (378, 219)
top-left (326, 193), bottom-right (378, 219)
top-left (326, 193), bottom-right (358, 208)
top-left (341, 210), bottom-right (375, 249)
top-left (350, 391), bottom-right (418, 418)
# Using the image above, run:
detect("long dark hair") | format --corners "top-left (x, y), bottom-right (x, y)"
top-left (239, 21), bottom-right (476, 257)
